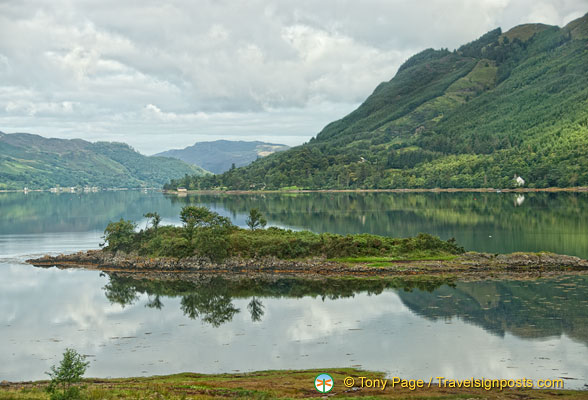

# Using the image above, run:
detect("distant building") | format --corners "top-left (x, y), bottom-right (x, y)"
top-left (514, 176), bottom-right (525, 187)
top-left (177, 187), bottom-right (188, 192)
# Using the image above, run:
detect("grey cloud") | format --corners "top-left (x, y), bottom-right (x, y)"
top-left (0, 0), bottom-right (586, 153)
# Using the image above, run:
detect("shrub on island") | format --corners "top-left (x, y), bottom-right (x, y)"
top-left (101, 206), bottom-right (464, 262)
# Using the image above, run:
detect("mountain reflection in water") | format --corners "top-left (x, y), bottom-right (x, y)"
top-left (103, 274), bottom-right (588, 345)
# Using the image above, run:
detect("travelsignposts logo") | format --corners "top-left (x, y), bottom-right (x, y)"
top-left (314, 373), bottom-right (334, 393)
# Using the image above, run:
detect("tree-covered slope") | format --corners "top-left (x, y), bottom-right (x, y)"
top-left (167, 14), bottom-right (588, 190)
top-left (155, 140), bottom-right (289, 174)
top-left (0, 132), bottom-right (208, 189)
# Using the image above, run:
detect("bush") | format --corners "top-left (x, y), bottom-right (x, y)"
top-left (159, 235), bottom-right (193, 258)
top-left (103, 219), bottom-right (136, 253)
top-left (46, 348), bottom-right (89, 400)
top-left (195, 228), bottom-right (231, 262)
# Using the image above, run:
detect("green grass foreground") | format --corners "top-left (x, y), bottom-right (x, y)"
top-left (1, 369), bottom-right (585, 399)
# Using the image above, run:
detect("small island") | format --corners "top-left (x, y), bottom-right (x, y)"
top-left (27, 206), bottom-right (588, 280)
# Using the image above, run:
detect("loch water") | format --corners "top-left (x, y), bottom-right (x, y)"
top-left (1, 191), bottom-right (587, 388)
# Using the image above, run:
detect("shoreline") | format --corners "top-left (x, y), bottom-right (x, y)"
top-left (164, 186), bottom-right (588, 195)
top-left (27, 250), bottom-right (588, 281)
top-left (2, 186), bottom-right (588, 194)
top-left (1, 368), bottom-right (585, 399)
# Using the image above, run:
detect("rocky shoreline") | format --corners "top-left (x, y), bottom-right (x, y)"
top-left (27, 250), bottom-right (588, 280)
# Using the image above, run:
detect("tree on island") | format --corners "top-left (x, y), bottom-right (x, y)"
top-left (102, 218), bottom-right (136, 252)
top-left (100, 206), bottom-right (463, 264)
top-left (180, 206), bottom-right (232, 239)
top-left (144, 211), bottom-right (161, 231)
top-left (246, 208), bottom-right (267, 230)
top-left (179, 206), bottom-right (234, 261)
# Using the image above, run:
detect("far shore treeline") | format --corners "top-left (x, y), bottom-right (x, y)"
top-left (102, 206), bottom-right (464, 262)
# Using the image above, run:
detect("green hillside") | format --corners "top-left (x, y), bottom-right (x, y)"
top-left (0, 132), bottom-right (208, 190)
top-left (167, 14), bottom-right (588, 190)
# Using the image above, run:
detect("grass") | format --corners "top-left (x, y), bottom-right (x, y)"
top-left (1, 369), bottom-right (586, 399)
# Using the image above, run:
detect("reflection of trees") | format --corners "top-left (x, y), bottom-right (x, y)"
top-left (146, 295), bottom-right (164, 310)
top-left (0, 191), bottom-right (182, 234)
top-left (180, 293), bottom-right (239, 327)
top-left (101, 272), bottom-right (588, 343)
top-left (247, 297), bottom-right (264, 322)
top-left (102, 274), bottom-right (451, 327)
top-left (397, 276), bottom-right (588, 345)
top-left (170, 192), bottom-right (588, 258)
top-left (5, 191), bottom-right (587, 257)
top-left (103, 278), bottom-right (139, 307)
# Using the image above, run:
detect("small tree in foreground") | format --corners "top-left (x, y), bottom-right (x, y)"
top-left (246, 208), bottom-right (267, 230)
top-left (46, 348), bottom-right (89, 400)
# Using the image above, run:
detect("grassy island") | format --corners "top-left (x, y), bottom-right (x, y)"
top-left (28, 206), bottom-right (588, 279)
top-left (100, 206), bottom-right (464, 262)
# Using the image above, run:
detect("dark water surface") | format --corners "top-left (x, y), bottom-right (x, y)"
top-left (0, 191), bottom-right (587, 387)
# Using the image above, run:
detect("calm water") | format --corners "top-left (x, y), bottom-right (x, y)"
top-left (1, 191), bottom-right (587, 388)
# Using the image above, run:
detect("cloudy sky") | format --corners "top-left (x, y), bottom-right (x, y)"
top-left (0, 0), bottom-right (585, 154)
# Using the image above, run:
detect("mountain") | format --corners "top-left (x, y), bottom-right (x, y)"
top-left (0, 132), bottom-right (208, 190)
top-left (166, 14), bottom-right (588, 190)
top-left (155, 140), bottom-right (289, 174)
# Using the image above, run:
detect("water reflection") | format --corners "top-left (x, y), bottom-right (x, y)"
top-left (398, 276), bottom-right (588, 345)
top-left (1, 191), bottom-right (588, 385)
top-left (170, 192), bottom-right (588, 258)
top-left (100, 274), bottom-right (588, 347)
top-left (1, 264), bottom-right (587, 386)
top-left (102, 275), bottom-right (451, 327)
top-left (2, 191), bottom-right (587, 258)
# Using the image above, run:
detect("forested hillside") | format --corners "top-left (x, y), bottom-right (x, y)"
top-left (0, 132), bottom-right (208, 189)
top-left (167, 14), bottom-right (588, 190)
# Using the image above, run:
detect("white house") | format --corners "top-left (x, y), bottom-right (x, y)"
top-left (515, 176), bottom-right (525, 187)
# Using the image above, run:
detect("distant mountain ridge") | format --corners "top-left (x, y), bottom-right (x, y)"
top-left (0, 132), bottom-right (208, 190)
top-left (155, 140), bottom-right (289, 174)
top-left (167, 13), bottom-right (588, 190)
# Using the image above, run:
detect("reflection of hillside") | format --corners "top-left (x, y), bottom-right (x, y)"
top-left (0, 192), bottom-right (182, 234)
top-left (3, 191), bottom-right (587, 258)
top-left (172, 192), bottom-right (588, 258)
top-left (397, 276), bottom-right (588, 346)
top-left (172, 192), bottom-right (586, 233)
top-left (103, 275), bottom-right (451, 327)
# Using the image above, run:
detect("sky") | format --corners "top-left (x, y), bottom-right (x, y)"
top-left (0, 0), bottom-right (586, 155)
